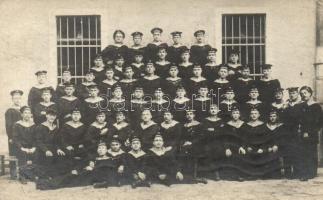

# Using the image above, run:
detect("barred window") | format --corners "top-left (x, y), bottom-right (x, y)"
top-left (222, 14), bottom-right (266, 78)
top-left (56, 15), bottom-right (101, 84)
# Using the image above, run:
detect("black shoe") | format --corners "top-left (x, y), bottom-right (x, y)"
top-left (93, 181), bottom-right (108, 188)
top-left (194, 177), bottom-right (208, 184)
top-left (131, 182), bottom-right (138, 189)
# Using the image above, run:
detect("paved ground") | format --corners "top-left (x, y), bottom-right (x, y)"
top-left (0, 169), bottom-right (323, 200)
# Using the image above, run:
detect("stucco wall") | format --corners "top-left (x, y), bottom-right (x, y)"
top-left (0, 0), bottom-right (317, 134)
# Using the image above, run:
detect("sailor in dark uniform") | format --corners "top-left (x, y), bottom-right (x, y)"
top-left (210, 64), bottom-right (231, 104)
top-left (226, 49), bottom-right (242, 80)
top-left (35, 109), bottom-right (67, 179)
top-left (163, 65), bottom-right (184, 99)
top-left (113, 53), bottom-right (126, 80)
top-left (76, 71), bottom-right (96, 101)
top-left (151, 88), bottom-right (171, 124)
top-left (296, 86), bottom-right (322, 181)
top-left (186, 64), bottom-right (208, 97)
top-left (203, 48), bottom-right (219, 82)
top-left (155, 46), bottom-right (171, 78)
top-left (128, 31), bottom-right (146, 64)
top-left (85, 111), bottom-right (109, 159)
top-left (5, 90), bottom-right (23, 178)
top-left (60, 108), bottom-right (87, 171)
top-left (57, 83), bottom-right (81, 125)
top-left (134, 109), bottom-right (160, 150)
top-left (28, 70), bottom-right (56, 111)
top-left (126, 136), bottom-right (150, 188)
top-left (119, 66), bottom-right (138, 100)
top-left (178, 47), bottom-right (194, 82)
top-left (129, 87), bottom-right (148, 127)
top-left (145, 27), bottom-right (168, 62)
top-left (33, 87), bottom-right (58, 125)
top-left (106, 85), bottom-right (128, 122)
top-left (56, 70), bottom-right (72, 98)
top-left (130, 49), bottom-right (145, 79)
top-left (219, 87), bottom-right (239, 122)
top-left (172, 86), bottom-right (192, 123)
top-left (147, 134), bottom-right (184, 185)
top-left (83, 84), bottom-right (107, 125)
top-left (101, 30), bottom-right (129, 64)
top-left (232, 65), bottom-right (255, 104)
top-left (241, 86), bottom-right (266, 121)
top-left (139, 61), bottom-right (162, 96)
top-left (284, 87), bottom-right (302, 126)
top-left (90, 54), bottom-right (106, 84)
top-left (108, 111), bottom-right (133, 151)
top-left (159, 110), bottom-right (182, 151)
top-left (99, 67), bottom-right (118, 99)
top-left (12, 106), bottom-right (37, 168)
top-left (257, 64), bottom-right (281, 105)
top-left (168, 31), bottom-right (187, 64)
top-left (270, 88), bottom-right (286, 119)
top-left (193, 86), bottom-right (212, 121)
top-left (190, 30), bottom-right (212, 65)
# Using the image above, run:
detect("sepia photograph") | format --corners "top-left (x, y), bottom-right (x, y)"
top-left (0, 0), bottom-right (323, 199)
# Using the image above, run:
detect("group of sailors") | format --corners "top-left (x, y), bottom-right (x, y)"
top-left (4, 28), bottom-right (323, 190)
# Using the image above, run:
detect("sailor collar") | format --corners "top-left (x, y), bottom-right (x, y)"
top-left (40, 102), bottom-right (55, 107)
top-left (102, 79), bottom-right (117, 85)
top-left (132, 63), bottom-right (144, 68)
top-left (173, 97), bottom-right (190, 104)
top-left (227, 63), bottom-right (242, 69)
top-left (108, 149), bottom-right (125, 157)
top-left (140, 121), bottom-right (156, 130)
top-left (58, 82), bottom-right (71, 87)
top-left (41, 122), bottom-right (57, 131)
top-left (237, 77), bottom-right (252, 82)
top-left (221, 99), bottom-right (237, 104)
top-left (205, 63), bottom-right (217, 67)
top-left (150, 147), bottom-right (172, 156)
top-left (286, 99), bottom-right (301, 107)
top-left (166, 77), bottom-right (181, 81)
top-left (91, 121), bottom-right (107, 129)
top-left (206, 117), bottom-right (222, 122)
top-left (109, 98), bottom-right (125, 103)
top-left (272, 102), bottom-right (285, 109)
top-left (143, 75), bottom-right (160, 80)
top-left (61, 96), bottom-right (77, 101)
top-left (260, 77), bottom-right (273, 82)
top-left (266, 123), bottom-right (283, 131)
top-left (227, 120), bottom-right (244, 128)
top-left (66, 121), bottom-right (84, 129)
top-left (131, 45), bottom-right (143, 49)
top-left (179, 62), bottom-right (193, 67)
top-left (214, 79), bottom-right (229, 84)
top-left (195, 43), bottom-right (206, 46)
top-left (82, 81), bottom-right (95, 86)
top-left (246, 100), bottom-right (262, 105)
top-left (96, 155), bottom-right (110, 160)
top-left (85, 97), bottom-right (104, 103)
top-left (120, 79), bottom-right (137, 83)
top-left (247, 120), bottom-right (264, 127)
top-left (113, 122), bottom-right (129, 130)
top-left (151, 41), bottom-right (163, 45)
top-left (131, 99), bottom-right (147, 104)
top-left (306, 100), bottom-right (317, 106)
top-left (172, 44), bottom-right (183, 48)
top-left (161, 120), bottom-right (178, 129)
top-left (34, 84), bottom-right (51, 89)
top-left (184, 120), bottom-right (200, 127)
top-left (152, 99), bottom-right (168, 104)
top-left (16, 120), bottom-right (34, 127)
top-left (195, 96), bottom-right (210, 101)
top-left (10, 105), bottom-right (21, 110)
top-left (155, 60), bottom-right (170, 65)
top-left (190, 77), bottom-right (206, 82)
top-left (91, 67), bottom-right (105, 72)
top-left (128, 150), bottom-right (146, 158)
top-left (114, 65), bottom-right (123, 72)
